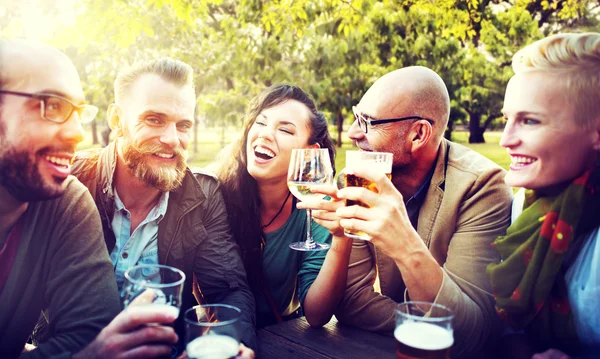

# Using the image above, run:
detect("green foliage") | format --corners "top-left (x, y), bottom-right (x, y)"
top-left (2, 0), bottom-right (597, 145)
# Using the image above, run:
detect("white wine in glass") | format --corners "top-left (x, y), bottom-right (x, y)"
top-left (287, 148), bottom-right (333, 251)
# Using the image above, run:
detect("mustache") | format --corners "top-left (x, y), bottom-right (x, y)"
top-left (132, 142), bottom-right (187, 159)
top-left (37, 146), bottom-right (77, 155)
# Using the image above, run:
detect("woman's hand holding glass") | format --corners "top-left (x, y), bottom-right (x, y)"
top-left (296, 183), bottom-right (346, 238)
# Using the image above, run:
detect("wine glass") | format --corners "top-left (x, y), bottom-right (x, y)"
top-left (184, 304), bottom-right (242, 359)
top-left (287, 148), bottom-right (334, 251)
top-left (121, 264), bottom-right (185, 318)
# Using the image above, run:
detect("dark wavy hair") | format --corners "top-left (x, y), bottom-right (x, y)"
top-left (216, 84), bottom-right (335, 301)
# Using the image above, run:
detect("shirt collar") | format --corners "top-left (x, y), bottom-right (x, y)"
top-left (113, 190), bottom-right (170, 224)
top-left (406, 165), bottom-right (435, 205)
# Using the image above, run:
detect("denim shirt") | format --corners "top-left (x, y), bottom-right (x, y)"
top-left (110, 190), bottom-right (170, 292)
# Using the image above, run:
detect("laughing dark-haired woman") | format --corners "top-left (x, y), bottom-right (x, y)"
top-left (215, 84), bottom-right (352, 328)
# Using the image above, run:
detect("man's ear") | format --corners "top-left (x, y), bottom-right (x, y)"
top-left (107, 104), bottom-right (122, 136)
top-left (410, 120), bottom-right (432, 153)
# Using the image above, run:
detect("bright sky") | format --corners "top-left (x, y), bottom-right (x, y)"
top-left (0, 0), bottom-right (77, 40)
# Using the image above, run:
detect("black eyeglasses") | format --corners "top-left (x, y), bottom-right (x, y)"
top-left (0, 90), bottom-right (98, 124)
top-left (352, 105), bottom-right (433, 134)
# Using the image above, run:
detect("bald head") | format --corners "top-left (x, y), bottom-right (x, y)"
top-left (0, 39), bottom-right (82, 102)
top-left (361, 66), bottom-right (450, 144)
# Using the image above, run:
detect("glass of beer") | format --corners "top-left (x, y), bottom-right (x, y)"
top-left (121, 264), bottom-right (185, 317)
top-left (343, 150), bottom-right (393, 240)
top-left (395, 301), bottom-right (454, 359)
top-left (184, 304), bottom-right (241, 359)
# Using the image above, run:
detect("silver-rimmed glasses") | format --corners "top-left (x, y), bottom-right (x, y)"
top-left (0, 90), bottom-right (98, 124)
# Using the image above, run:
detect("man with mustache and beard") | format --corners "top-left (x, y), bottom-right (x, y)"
top-left (70, 57), bottom-right (256, 358)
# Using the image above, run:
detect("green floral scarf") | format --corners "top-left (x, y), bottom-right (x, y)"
top-left (486, 170), bottom-right (600, 353)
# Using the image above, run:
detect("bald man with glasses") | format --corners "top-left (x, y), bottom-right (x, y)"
top-left (300, 66), bottom-right (512, 358)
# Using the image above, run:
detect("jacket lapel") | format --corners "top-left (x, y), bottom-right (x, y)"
top-left (96, 142), bottom-right (119, 252)
top-left (416, 139), bottom-right (448, 248)
top-left (157, 169), bottom-right (207, 267)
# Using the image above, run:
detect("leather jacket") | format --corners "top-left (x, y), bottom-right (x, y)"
top-left (72, 141), bottom-right (257, 349)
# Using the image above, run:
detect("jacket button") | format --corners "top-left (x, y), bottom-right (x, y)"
top-left (122, 252), bottom-right (128, 259)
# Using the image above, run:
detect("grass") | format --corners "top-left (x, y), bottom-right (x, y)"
top-left (185, 128), bottom-right (510, 172)
top-left (184, 128), bottom-right (358, 172)
top-left (450, 131), bottom-right (510, 170)
top-left (80, 127), bottom-right (509, 172)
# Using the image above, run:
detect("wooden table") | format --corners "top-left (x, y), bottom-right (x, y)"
top-left (257, 316), bottom-right (395, 359)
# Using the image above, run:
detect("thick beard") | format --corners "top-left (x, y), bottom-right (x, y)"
top-left (0, 125), bottom-right (66, 201)
top-left (121, 139), bottom-right (187, 192)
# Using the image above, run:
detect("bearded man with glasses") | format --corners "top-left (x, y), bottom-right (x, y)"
top-left (301, 66), bottom-right (513, 358)
top-left (0, 39), bottom-right (120, 358)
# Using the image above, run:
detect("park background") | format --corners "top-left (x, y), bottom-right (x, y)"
top-left (1, 0), bottom-right (599, 172)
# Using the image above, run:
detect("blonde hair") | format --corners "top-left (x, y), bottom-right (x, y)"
top-left (512, 32), bottom-right (600, 128)
top-left (114, 57), bottom-right (194, 104)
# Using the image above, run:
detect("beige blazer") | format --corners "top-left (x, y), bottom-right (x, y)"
top-left (335, 139), bottom-right (512, 358)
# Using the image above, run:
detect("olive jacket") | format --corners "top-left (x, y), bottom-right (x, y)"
top-left (0, 177), bottom-right (120, 359)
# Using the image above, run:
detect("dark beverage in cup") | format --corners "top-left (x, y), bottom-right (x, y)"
top-left (394, 322), bottom-right (452, 359)
top-left (395, 302), bottom-right (454, 359)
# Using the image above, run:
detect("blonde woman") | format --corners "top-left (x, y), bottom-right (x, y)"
top-left (487, 33), bottom-right (600, 358)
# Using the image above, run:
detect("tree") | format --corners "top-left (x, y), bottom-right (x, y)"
top-left (3, 0), bottom-right (596, 146)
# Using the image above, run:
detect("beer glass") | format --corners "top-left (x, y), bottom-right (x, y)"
top-left (287, 148), bottom-right (334, 251)
top-left (344, 150), bottom-right (393, 240)
top-left (184, 304), bottom-right (241, 359)
top-left (395, 301), bottom-right (454, 359)
top-left (121, 264), bottom-right (185, 318)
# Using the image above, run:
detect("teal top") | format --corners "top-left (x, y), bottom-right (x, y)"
top-left (259, 206), bottom-right (331, 323)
